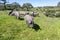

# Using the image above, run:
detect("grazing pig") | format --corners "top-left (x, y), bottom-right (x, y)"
top-left (19, 11), bottom-right (28, 15)
top-left (24, 13), bottom-right (34, 27)
top-left (8, 9), bottom-right (14, 15)
top-left (13, 11), bottom-right (20, 19)
top-left (19, 11), bottom-right (39, 17)
top-left (29, 11), bottom-right (39, 17)
top-left (8, 10), bottom-right (20, 19)
top-left (33, 11), bottom-right (39, 17)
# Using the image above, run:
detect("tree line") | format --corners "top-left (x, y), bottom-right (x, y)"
top-left (0, 0), bottom-right (60, 11)
top-left (0, 0), bottom-right (33, 11)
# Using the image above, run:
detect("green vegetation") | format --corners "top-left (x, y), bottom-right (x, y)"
top-left (0, 10), bottom-right (60, 40)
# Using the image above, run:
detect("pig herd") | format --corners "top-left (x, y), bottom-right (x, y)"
top-left (8, 9), bottom-right (39, 27)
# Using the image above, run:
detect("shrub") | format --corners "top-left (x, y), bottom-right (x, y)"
top-left (44, 10), bottom-right (56, 17)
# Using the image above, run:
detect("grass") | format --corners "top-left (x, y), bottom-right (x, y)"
top-left (0, 10), bottom-right (60, 40)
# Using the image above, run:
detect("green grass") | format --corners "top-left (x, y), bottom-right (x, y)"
top-left (0, 11), bottom-right (60, 40)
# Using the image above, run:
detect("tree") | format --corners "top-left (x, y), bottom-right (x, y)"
top-left (22, 3), bottom-right (33, 11)
top-left (6, 4), bottom-right (14, 10)
top-left (6, 2), bottom-right (21, 10)
top-left (57, 2), bottom-right (60, 7)
top-left (12, 2), bottom-right (21, 8)
top-left (0, 3), bottom-right (4, 10)
top-left (0, 0), bottom-right (7, 9)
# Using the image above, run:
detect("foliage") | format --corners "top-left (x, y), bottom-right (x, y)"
top-left (5, 2), bottom-right (21, 10)
top-left (44, 9), bottom-right (56, 17)
top-left (57, 2), bottom-right (60, 7)
top-left (22, 3), bottom-right (33, 11)
top-left (11, 2), bottom-right (21, 8)
top-left (0, 0), bottom-right (7, 10)
top-left (0, 2), bottom-right (21, 10)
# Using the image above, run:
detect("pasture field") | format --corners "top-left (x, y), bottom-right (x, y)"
top-left (0, 10), bottom-right (60, 40)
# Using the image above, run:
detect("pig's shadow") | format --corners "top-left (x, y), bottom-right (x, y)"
top-left (32, 23), bottom-right (41, 31)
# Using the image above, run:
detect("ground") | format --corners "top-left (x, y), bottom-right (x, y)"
top-left (0, 10), bottom-right (60, 40)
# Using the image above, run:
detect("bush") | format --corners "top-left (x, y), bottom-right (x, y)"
top-left (44, 10), bottom-right (56, 17)
top-left (16, 8), bottom-right (20, 11)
